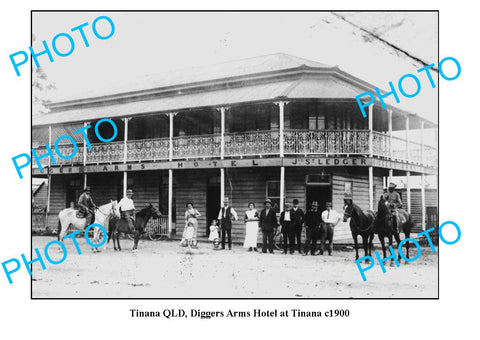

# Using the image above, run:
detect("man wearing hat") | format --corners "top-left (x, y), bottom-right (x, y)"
top-left (303, 201), bottom-right (322, 255)
top-left (259, 199), bottom-right (278, 253)
top-left (292, 199), bottom-right (305, 253)
top-left (279, 203), bottom-right (298, 254)
top-left (217, 197), bottom-right (238, 250)
top-left (77, 186), bottom-right (96, 226)
top-left (118, 189), bottom-right (136, 231)
top-left (384, 182), bottom-right (402, 231)
top-left (320, 202), bottom-right (341, 255)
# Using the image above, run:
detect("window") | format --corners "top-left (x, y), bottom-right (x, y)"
top-left (344, 181), bottom-right (353, 197)
top-left (266, 181), bottom-right (280, 212)
top-left (208, 175), bottom-right (220, 185)
top-left (306, 174), bottom-right (331, 185)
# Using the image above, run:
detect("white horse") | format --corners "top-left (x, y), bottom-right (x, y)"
top-left (57, 201), bottom-right (119, 251)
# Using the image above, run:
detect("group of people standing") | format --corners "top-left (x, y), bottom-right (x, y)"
top-left (181, 197), bottom-right (342, 255)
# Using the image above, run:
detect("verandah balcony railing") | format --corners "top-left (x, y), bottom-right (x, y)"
top-left (225, 130), bottom-right (280, 157)
top-left (284, 129), bottom-right (370, 155)
top-left (33, 129), bottom-right (437, 168)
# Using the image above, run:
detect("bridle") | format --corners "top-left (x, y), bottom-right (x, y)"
top-left (343, 203), bottom-right (353, 219)
top-left (95, 202), bottom-right (117, 218)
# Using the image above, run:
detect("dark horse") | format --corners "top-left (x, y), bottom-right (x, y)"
top-left (374, 196), bottom-right (413, 262)
top-left (343, 199), bottom-right (375, 261)
top-left (107, 203), bottom-right (162, 251)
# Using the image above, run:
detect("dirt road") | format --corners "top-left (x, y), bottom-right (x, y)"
top-left (32, 236), bottom-right (438, 298)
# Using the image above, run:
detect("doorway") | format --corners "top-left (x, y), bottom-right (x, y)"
top-left (306, 185), bottom-right (332, 211)
top-left (66, 177), bottom-right (82, 208)
top-left (206, 185), bottom-right (220, 237)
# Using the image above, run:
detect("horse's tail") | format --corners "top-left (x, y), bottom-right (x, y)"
top-left (406, 213), bottom-right (414, 234)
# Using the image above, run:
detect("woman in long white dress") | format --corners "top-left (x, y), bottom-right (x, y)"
top-left (243, 202), bottom-right (259, 251)
top-left (180, 202), bottom-right (201, 247)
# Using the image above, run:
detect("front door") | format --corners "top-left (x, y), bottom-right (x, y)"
top-left (306, 185), bottom-right (332, 212)
top-left (206, 185), bottom-right (220, 237)
top-left (66, 177), bottom-right (82, 208)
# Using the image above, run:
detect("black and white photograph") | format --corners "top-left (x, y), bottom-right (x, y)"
top-left (3, 1), bottom-right (479, 338)
top-left (30, 11), bottom-right (438, 298)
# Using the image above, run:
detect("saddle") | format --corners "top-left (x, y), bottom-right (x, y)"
top-left (75, 209), bottom-right (95, 226)
top-left (76, 210), bottom-right (87, 219)
top-left (117, 216), bottom-right (135, 233)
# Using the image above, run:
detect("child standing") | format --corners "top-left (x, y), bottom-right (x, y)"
top-left (208, 219), bottom-right (221, 249)
top-left (184, 221), bottom-right (196, 248)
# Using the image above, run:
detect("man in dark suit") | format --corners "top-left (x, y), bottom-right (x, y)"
top-left (303, 201), bottom-right (322, 256)
top-left (217, 197), bottom-right (238, 250)
top-left (280, 203), bottom-right (298, 254)
top-left (259, 199), bottom-right (278, 253)
top-left (292, 199), bottom-right (305, 253)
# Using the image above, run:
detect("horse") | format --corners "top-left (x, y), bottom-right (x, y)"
top-left (107, 203), bottom-right (162, 251)
top-left (374, 196), bottom-right (414, 263)
top-left (57, 201), bottom-right (119, 251)
top-left (343, 199), bottom-right (375, 261)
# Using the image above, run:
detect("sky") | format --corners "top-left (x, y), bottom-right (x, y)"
top-left (31, 11), bottom-right (438, 128)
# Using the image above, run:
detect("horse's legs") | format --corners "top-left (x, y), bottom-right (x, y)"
top-left (58, 223), bottom-right (69, 242)
top-left (353, 233), bottom-right (359, 260)
top-left (133, 231), bottom-right (140, 250)
top-left (388, 234), bottom-right (395, 265)
top-left (112, 231), bottom-right (117, 251)
top-left (379, 234), bottom-right (387, 258)
top-left (362, 234), bottom-right (369, 258)
top-left (368, 232), bottom-right (374, 256)
top-left (394, 232), bottom-right (402, 261)
top-left (403, 231), bottom-right (411, 261)
top-left (117, 232), bottom-right (122, 251)
top-left (92, 227), bottom-right (99, 252)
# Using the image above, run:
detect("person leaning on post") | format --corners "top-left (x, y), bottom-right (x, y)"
top-left (259, 199), bottom-right (278, 253)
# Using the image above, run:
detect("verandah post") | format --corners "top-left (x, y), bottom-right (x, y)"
top-left (405, 116), bottom-right (411, 213)
top-left (219, 107), bottom-right (227, 206)
top-left (83, 121), bottom-right (89, 189)
top-left (122, 117), bottom-right (130, 198)
top-left (167, 112), bottom-right (176, 235)
top-left (420, 121), bottom-right (426, 231)
top-left (45, 125), bottom-right (52, 230)
top-left (368, 104), bottom-right (374, 210)
top-left (275, 101), bottom-right (288, 212)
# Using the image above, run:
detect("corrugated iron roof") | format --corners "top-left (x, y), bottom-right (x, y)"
top-left (50, 53), bottom-right (331, 103)
top-left (33, 76), bottom-right (372, 126)
top-left (35, 53), bottom-right (436, 127)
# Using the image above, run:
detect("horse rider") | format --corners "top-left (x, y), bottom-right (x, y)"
top-left (77, 186), bottom-right (97, 226)
top-left (383, 182), bottom-right (402, 231)
top-left (118, 189), bottom-right (136, 231)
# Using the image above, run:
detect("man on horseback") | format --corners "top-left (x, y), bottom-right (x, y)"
top-left (77, 186), bottom-right (97, 226)
top-left (383, 182), bottom-right (402, 232)
top-left (118, 189), bottom-right (135, 232)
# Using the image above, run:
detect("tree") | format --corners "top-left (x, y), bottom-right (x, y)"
top-left (32, 33), bottom-right (56, 116)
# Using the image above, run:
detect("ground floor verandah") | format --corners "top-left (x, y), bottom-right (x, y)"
top-left (33, 164), bottom-right (438, 244)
